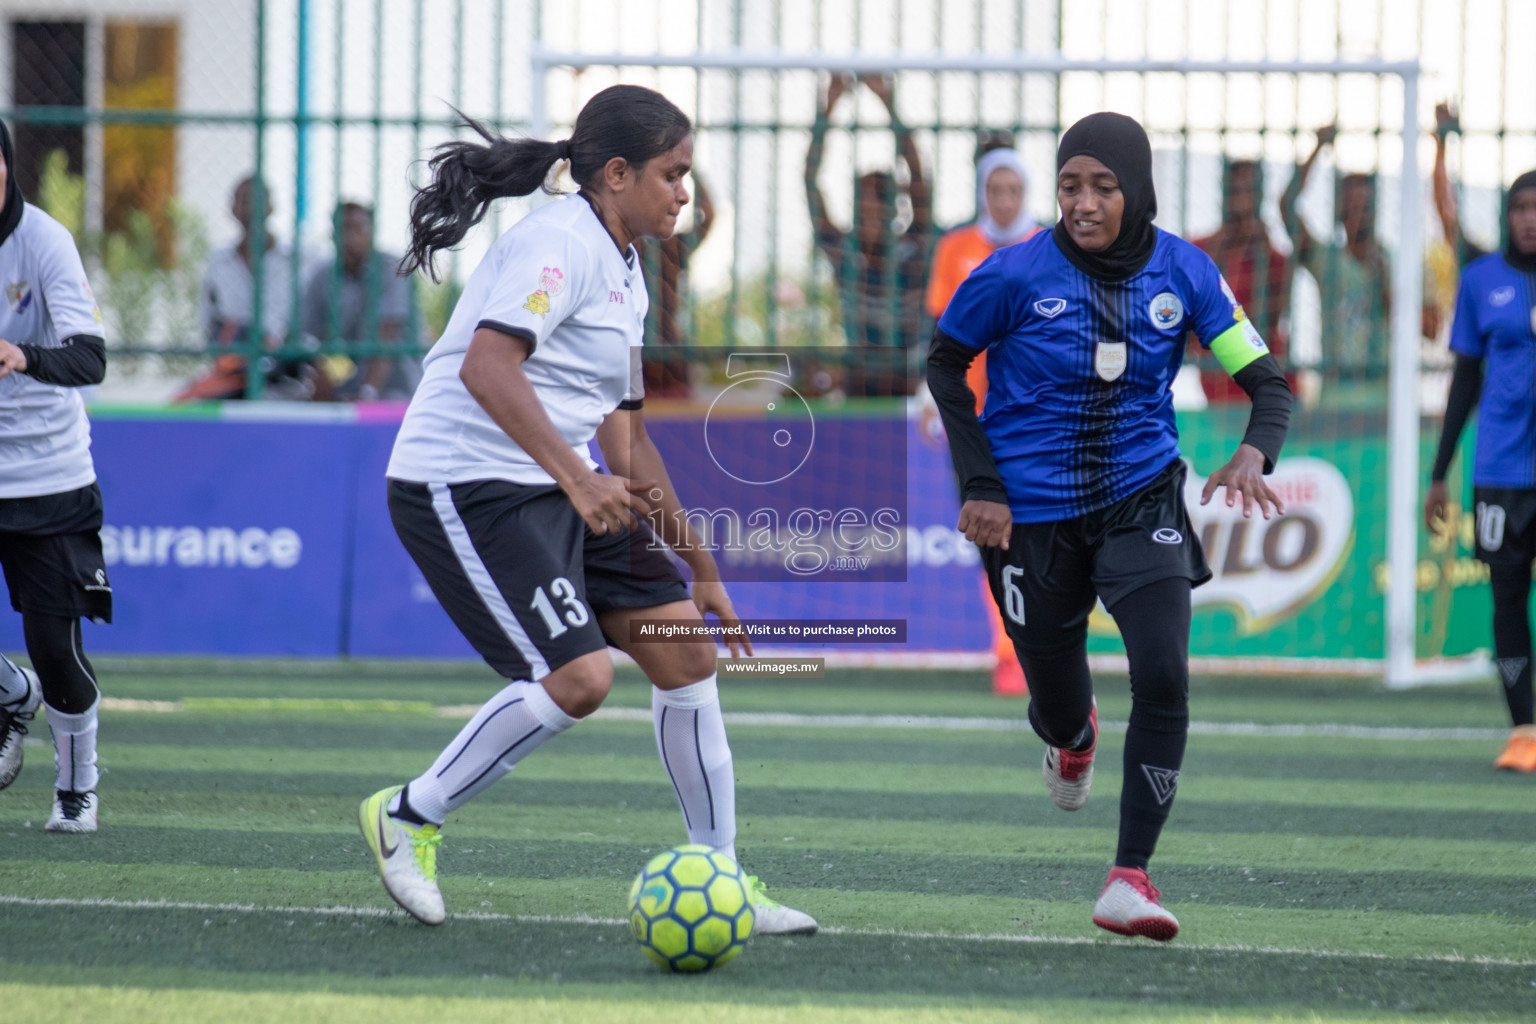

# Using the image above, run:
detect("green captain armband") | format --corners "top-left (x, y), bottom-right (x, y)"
top-left (1208, 320), bottom-right (1269, 376)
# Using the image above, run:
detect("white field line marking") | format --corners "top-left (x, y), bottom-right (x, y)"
top-left (0, 894), bottom-right (1530, 968)
top-left (96, 697), bottom-right (1505, 741)
top-left (582, 707), bottom-right (1506, 741)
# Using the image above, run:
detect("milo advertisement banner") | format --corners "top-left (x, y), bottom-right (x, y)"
top-left (1083, 407), bottom-right (1490, 661)
top-left (1185, 455), bottom-right (1355, 633)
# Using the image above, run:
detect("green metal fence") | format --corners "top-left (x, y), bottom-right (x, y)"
top-left (1, 0), bottom-right (1530, 402)
top-left (1, 0), bottom-right (1532, 671)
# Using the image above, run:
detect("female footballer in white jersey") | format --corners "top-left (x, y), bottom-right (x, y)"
top-left (360, 85), bottom-right (815, 934)
top-left (0, 121), bottom-right (112, 833)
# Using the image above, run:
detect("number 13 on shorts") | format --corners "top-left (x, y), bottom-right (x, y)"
top-left (531, 577), bottom-right (591, 638)
top-left (1002, 565), bottom-right (1026, 626)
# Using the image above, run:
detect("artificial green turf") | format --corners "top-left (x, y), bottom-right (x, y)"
top-left (1, 900), bottom-right (1532, 1017)
top-left (2, 663), bottom-right (1533, 1023)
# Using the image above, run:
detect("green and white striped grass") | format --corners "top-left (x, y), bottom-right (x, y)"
top-left (0, 660), bottom-right (1531, 1022)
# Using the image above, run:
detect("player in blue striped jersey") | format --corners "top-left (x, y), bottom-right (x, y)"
top-left (1426, 170), bottom-right (1536, 772)
top-left (928, 112), bottom-right (1292, 940)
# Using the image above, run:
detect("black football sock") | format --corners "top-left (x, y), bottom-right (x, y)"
top-left (1108, 578), bottom-right (1191, 871)
top-left (1489, 564), bottom-right (1534, 727)
top-left (389, 784), bottom-right (431, 827)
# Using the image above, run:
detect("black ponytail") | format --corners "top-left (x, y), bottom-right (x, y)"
top-left (401, 116), bottom-right (564, 280)
top-left (401, 85), bottom-right (692, 280)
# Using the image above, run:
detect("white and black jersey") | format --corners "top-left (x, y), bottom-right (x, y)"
top-left (0, 203), bottom-right (105, 499)
top-left (387, 195), bottom-right (648, 486)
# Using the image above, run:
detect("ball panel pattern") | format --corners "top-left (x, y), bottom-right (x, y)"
top-left (627, 844), bottom-right (755, 972)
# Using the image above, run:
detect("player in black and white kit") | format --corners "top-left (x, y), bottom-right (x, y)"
top-left (0, 121), bottom-right (112, 833)
top-left (358, 86), bottom-right (816, 934)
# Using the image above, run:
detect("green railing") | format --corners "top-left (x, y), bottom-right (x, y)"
top-left (0, 0), bottom-right (1527, 403)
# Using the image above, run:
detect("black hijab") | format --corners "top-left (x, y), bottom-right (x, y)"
top-left (1052, 112), bottom-right (1159, 281)
top-left (1504, 170), bottom-right (1536, 273)
top-left (0, 121), bottom-right (22, 248)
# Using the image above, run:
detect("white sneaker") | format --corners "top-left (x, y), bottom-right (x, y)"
top-left (745, 874), bottom-right (818, 935)
top-left (1043, 701), bottom-right (1097, 811)
top-left (359, 785), bottom-right (445, 925)
top-left (1092, 866), bottom-right (1179, 941)
top-left (0, 667), bottom-right (41, 791)
top-left (46, 789), bottom-right (98, 833)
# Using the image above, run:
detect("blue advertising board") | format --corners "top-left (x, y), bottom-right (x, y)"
top-left (344, 422), bottom-right (482, 660)
top-left (0, 418), bottom-right (357, 656)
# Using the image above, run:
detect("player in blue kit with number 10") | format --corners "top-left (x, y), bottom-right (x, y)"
top-left (928, 112), bottom-right (1293, 940)
top-left (1425, 170), bottom-right (1536, 772)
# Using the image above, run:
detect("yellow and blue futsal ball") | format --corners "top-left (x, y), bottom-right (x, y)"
top-left (628, 844), bottom-right (754, 972)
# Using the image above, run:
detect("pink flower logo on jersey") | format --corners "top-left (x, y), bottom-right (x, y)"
top-left (539, 267), bottom-right (565, 295)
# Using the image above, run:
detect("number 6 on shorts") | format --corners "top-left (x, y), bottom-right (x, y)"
top-left (1001, 565), bottom-right (1026, 626)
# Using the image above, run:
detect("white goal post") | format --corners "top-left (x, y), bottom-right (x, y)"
top-left (528, 47), bottom-right (1476, 688)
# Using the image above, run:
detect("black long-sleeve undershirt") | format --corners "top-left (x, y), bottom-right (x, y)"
top-left (15, 335), bottom-right (107, 387)
top-left (1430, 354), bottom-right (1483, 482)
top-left (1229, 353), bottom-right (1292, 472)
top-left (925, 332), bottom-right (1008, 504)
top-left (925, 332), bottom-right (1294, 505)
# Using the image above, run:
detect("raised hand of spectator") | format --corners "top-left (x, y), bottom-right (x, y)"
top-left (861, 73), bottom-right (896, 110)
top-left (823, 73), bottom-right (851, 116)
top-left (1435, 101), bottom-right (1459, 138)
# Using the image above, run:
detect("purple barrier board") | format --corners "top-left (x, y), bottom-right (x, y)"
top-left (343, 423), bottom-right (481, 661)
top-left (0, 411), bottom-right (990, 659)
top-left (346, 414), bottom-right (990, 658)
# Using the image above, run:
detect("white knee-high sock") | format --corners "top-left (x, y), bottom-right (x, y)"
top-left (397, 680), bottom-right (576, 825)
top-left (653, 674), bottom-right (736, 859)
top-left (47, 700), bottom-right (98, 793)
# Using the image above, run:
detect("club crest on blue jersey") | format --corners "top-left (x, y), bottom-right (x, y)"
top-left (1148, 292), bottom-right (1183, 330)
top-left (1490, 285), bottom-right (1515, 308)
top-left (1033, 297), bottom-right (1068, 319)
top-left (5, 280), bottom-right (31, 314)
top-left (1095, 341), bottom-right (1128, 381)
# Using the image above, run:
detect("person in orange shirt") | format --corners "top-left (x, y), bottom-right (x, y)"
top-left (925, 147), bottom-right (1040, 696)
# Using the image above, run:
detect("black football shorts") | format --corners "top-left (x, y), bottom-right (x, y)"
top-left (1472, 487), bottom-right (1536, 569)
top-left (0, 482), bottom-right (112, 623)
top-left (981, 459), bottom-right (1210, 654)
top-left (388, 478), bottom-right (690, 680)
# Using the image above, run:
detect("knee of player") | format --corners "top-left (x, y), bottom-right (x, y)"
top-left (547, 658), bottom-right (613, 718)
top-left (670, 641), bottom-right (720, 686)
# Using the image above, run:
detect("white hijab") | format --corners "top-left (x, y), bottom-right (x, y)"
top-left (975, 148), bottom-right (1036, 246)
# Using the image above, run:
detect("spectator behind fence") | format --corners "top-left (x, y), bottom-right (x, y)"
top-left (179, 176), bottom-right (331, 401)
top-left (302, 201), bottom-right (421, 401)
top-left (1432, 101), bottom-right (1491, 269)
top-left (1280, 127), bottom-right (1389, 384)
top-left (924, 143), bottom-right (1039, 698)
top-left (640, 173), bottom-right (713, 398)
top-left (1190, 159), bottom-right (1292, 403)
top-left (805, 73), bottom-right (933, 396)
top-left (1280, 127), bottom-right (1438, 395)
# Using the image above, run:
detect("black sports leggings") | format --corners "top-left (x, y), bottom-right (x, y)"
top-left (1018, 577), bottom-right (1191, 870)
top-left (1489, 562), bottom-right (1534, 727)
top-left (24, 613), bottom-right (99, 715)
